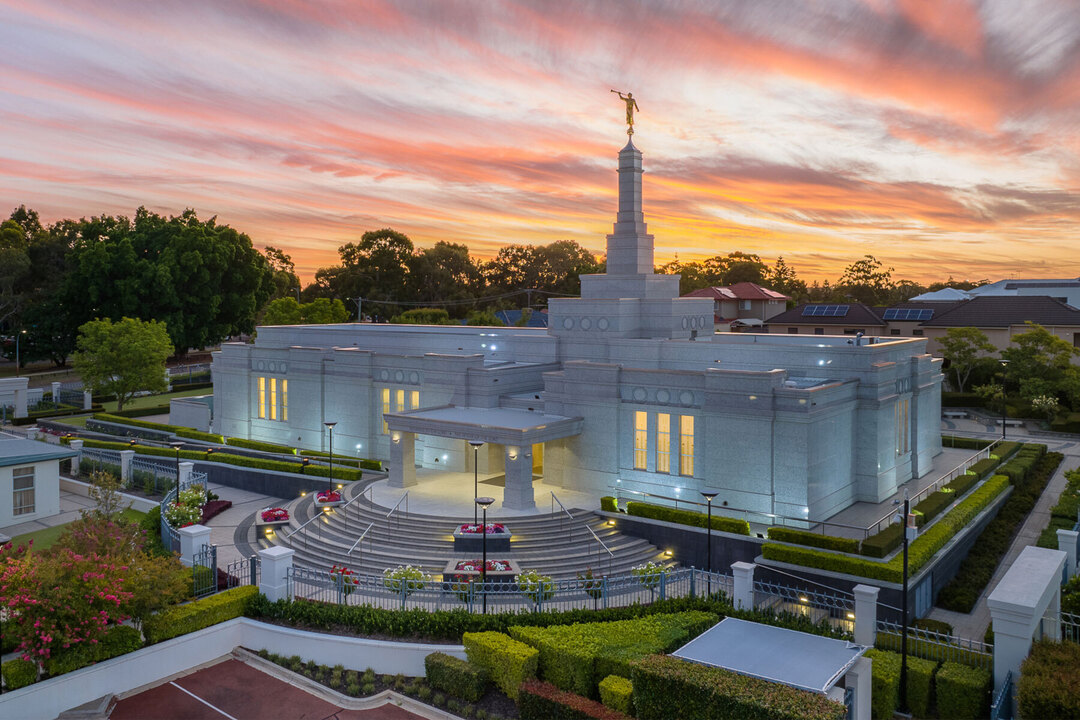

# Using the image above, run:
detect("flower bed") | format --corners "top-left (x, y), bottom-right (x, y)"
top-left (258, 507), bottom-right (290, 526)
top-left (314, 489), bottom-right (345, 508)
top-left (331, 564), bottom-right (361, 595)
top-left (458, 523), bottom-right (508, 534)
top-left (200, 499), bottom-right (233, 524)
top-left (443, 559), bottom-right (521, 590)
top-left (454, 523), bottom-right (512, 553)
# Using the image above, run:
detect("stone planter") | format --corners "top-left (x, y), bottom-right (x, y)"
top-left (453, 524), bottom-right (512, 553)
top-left (256, 507), bottom-right (291, 529)
top-left (313, 495), bottom-right (346, 509)
top-left (441, 558), bottom-right (521, 587)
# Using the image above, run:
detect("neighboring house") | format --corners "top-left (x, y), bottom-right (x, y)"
top-left (764, 303), bottom-right (886, 336)
top-left (681, 283), bottom-right (790, 331)
top-left (918, 296), bottom-right (1080, 359)
top-left (910, 277), bottom-right (1080, 308)
top-left (0, 436), bottom-right (76, 531)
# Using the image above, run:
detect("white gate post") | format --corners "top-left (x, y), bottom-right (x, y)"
top-left (119, 449), bottom-right (135, 484)
top-left (70, 439), bottom-right (84, 475)
top-left (178, 524), bottom-right (212, 567)
top-left (259, 546), bottom-right (295, 603)
top-left (178, 460), bottom-right (195, 487)
top-left (82, 391), bottom-right (93, 410)
top-left (50, 381), bottom-right (61, 404)
top-left (731, 561), bottom-right (755, 610)
top-left (1057, 530), bottom-right (1078, 580)
top-left (853, 584), bottom-right (879, 646)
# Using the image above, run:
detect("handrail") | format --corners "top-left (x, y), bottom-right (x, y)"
top-left (348, 521), bottom-right (375, 556)
top-left (585, 524), bottom-right (614, 558)
top-left (287, 482), bottom-right (371, 543)
top-left (552, 491), bottom-right (613, 558)
top-left (386, 491), bottom-right (408, 519)
top-left (551, 491), bottom-right (575, 540)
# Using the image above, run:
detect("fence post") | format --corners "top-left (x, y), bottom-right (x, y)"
top-left (258, 546), bottom-right (294, 602)
top-left (690, 568), bottom-right (696, 599)
top-left (659, 572), bottom-right (667, 601)
top-left (249, 556), bottom-right (258, 586)
top-left (70, 439), bottom-right (84, 476)
top-left (852, 584), bottom-right (879, 646)
top-left (602, 576), bottom-right (609, 610)
top-left (1057, 530), bottom-right (1078, 580)
top-left (732, 562), bottom-right (755, 610)
top-left (179, 461), bottom-right (195, 488)
top-left (51, 381), bottom-right (61, 404)
top-left (83, 391), bottom-right (92, 410)
top-left (119, 449), bottom-right (135, 485)
top-left (178, 524), bottom-right (212, 567)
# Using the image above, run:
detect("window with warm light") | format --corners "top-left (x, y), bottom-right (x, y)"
top-left (634, 411), bottom-right (647, 469)
top-left (269, 378), bottom-right (277, 420)
top-left (410, 390), bottom-right (420, 409)
top-left (381, 388), bottom-right (390, 433)
top-left (679, 415), bottom-right (694, 476)
top-left (257, 377), bottom-right (266, 419)
top-left (895, 397), bottom-right (910, 455)
top-left (281, 380), bottom-right (288, 421)
top-left (656, 413), bottom-right (671, 473)
top-left (395, 389), bottom-right (405, 413)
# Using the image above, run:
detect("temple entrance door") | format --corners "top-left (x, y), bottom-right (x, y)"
top-left (532, 443), bottom-right (543, 476)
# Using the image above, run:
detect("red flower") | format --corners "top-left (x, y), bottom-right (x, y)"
top-left (261, 508), bottom-right (289, 522)
top-left (317, 490), bottom-right (342, 503)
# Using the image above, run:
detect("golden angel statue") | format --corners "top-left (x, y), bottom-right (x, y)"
top-left (611, 90), bottom-right (639, 134)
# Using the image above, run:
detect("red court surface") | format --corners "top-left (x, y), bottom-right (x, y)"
top-left (109, 659), bottom-right (426, 720)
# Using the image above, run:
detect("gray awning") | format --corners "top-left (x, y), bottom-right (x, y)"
top-left (671, 617), bottom-right (867, 694)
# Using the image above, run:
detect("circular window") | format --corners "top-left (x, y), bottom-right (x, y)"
top-left (563, 317), bottom-right (574, 330)
top-left (633, 388), bottom-right (648, 402)
top-left (597, 317), bottom-right (609, 330)
top-left (656, 389), bottom-right (670, 403)
top-left (581, 317), bottom-right (592, 330)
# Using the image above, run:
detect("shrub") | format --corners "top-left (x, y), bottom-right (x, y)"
top-left (143, 586), bottom-right (258, 643)
top-left (1, 658), bottom-right (39, 690)
top-left (941, 434), bottom-right (992, 449)
top-left (944, 470), bottom-right (981, 496)
top-left (631, 654), bottom-right (846, 720)
top-left (937, 661), bottom-right (991, 720)
top-left (44, 625), bottom-right (143, 676)
top-left (863, 649), bottom-right (935, 719)
top-left (940, 393), bottom-right (986, 408)
top-left (519, 679), bottom-right (630, 720)
top-left (625, 501), bottom-right (750, 535)
top-left (964, 457), bottom-right (999, 479)
top-left (859, 524), bottom-right (902, 559)
top-left (766, 527), bottom-right (859, 554)
top-left (462, 631), bottom-right (538, 700)
top-left (912, 490), bottom-right (953, 527)
top-left (92, 413), bottom-right (224, 443)
top-left (600, 496), bottom-right (618, 512)
top-left (225, 437), bottom-right (297, 454)
top-left (598, 674), bottom-right (633, 716)
top-left (424, 652), bottom-right (488, 702)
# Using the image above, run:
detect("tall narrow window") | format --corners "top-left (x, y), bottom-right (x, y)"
top-left (257, 377), bottom-right (266, 419)
top-left (382, 388), bottom-right (390, 433)
top-left (410, 390), bottom-right (420, 409)
top-left (679, 415), bottom-right (695, 476)
top-left (13, 467), bottom-right (35, 516)
top-left (269, 378), bottom-right (278, 420)
top-left (896, 398), bottom-right (910, 455)
top-left (281, 380), bottom-right (288, 421)
top-left (633, 411), bottom-right (647, 470)
top-left (656, 413), bottom-right (671, 473)
top-left (395, 389), bottom-right (405, 413)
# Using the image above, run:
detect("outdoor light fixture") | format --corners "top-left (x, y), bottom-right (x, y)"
top-left (847, 612), bottom-right (855, 620)
top-left (475, 496), bottom-right (496, 613)
top-left (799, 596), bottom-right (809, 603)
top-left (391, 432), bottom-right (401, 444)
top-left (169, 441), bottom-right (184, 500)
top-left (469, 441), bottom-right (485, 525)
top-left (701, 490), bottom-right (719, 595)
top-left (897, 488), bottom-right (916, 715)
top-left (129, 439), bottom-right (137, 447)
top-left (324, 421), bottom-right (337, 488)
top-left (999, 359), bottom-right (1010, 441)
top-left (507, 446), bottom-right (519, 460)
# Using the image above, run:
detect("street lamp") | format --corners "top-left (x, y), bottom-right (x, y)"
top-left (896, 489), bottom-right (916, 715)
top-left (476, 496), bottom-right (495, 614)
top-left (324, 422), bottom-right (337, 488)
top-left (14, 329), bottom-right (26, 377)
top-left (469, 441), bottom-right (485, 524)
top-left (169, 441), bottom-right (184, 499)
top-left (999, 359), bottom-right (1009, 441)
top-left (700, 490), bottom-right (718, 596)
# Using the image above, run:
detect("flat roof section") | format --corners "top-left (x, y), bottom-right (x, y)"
top-left (671, 617), bottom-right (867, 694)
top-left (385, 405), bottom-right (583, 445)
top-left (0, 437), bottom-right (78, 467)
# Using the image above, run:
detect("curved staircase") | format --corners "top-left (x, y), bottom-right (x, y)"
top-left (243, 480), bottom-right (670, 580)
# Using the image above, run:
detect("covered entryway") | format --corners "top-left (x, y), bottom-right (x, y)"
top-left (383, 405), bottom-right (582, 511)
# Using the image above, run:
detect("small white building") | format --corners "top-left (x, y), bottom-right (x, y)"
top-left (213, 137), bottom-right (943, 524)
top-left (0, 436), bottom-right (76, 531)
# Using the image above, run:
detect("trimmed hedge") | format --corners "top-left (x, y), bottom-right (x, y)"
top-left (941, 434), bottom-right (993, 449)
top-left (600, 496), bottom-right (618, 513)
top-left (424, 651), bottom-right (487, 702)
top-left (859, 524), bottom-right (902, 559)
top-left (965, 457), bottom-right (999, 479)
top-left (863, 649), bottom-right (936, 719)
top-left (937, 661), bottom-right (992, 720)
top-left (44, 625), bottom-right (142, 676)
top-left (144, 586), bottom-right (257, 644)
top-left (599, 674), bottom-right (634, 716)
top-left (1038, 467), bottom-right (1080, 549)
top-left (462, 631), bottom-right (538, 700)
top-left (631, 653), bottom-right (846, 720)
top-left (225, 437), bottom-right (297, 454)
top-left (941, 392), bottom-right (986, 408)
top-left (763, 475), bottom-right (1011, 582)
top-left (1, 658), bottom-right (38, 690)
top-left (1049, 412), bottom-right (1080, 434)
top-left (300, 449), bottom-right (381, 471)
top-left (520, 678), bottom-right (630, 720)
top-left (912, 490), bottom-right (953, 528)
top-left (766, 527), bottom-right (860, 554)
top-left (112, 404), bottom-right (172, 418)
top-left (1018, 640), bottom-right (1080, 719)
top-left (92, 412), bottom-right (224, 443)
top-left (625, 501), bottom-right (750, 536)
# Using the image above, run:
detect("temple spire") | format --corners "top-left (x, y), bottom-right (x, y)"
top-left (605, 139), bottom-right (655, 275)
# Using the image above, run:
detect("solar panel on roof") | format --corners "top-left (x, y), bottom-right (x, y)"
top-left (883, 308), bottom-right (934, 321)
top-left (801, 305), bottom-right (849, 317)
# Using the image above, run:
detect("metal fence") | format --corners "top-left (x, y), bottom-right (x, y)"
top-left (990, 670), bottom-right (1014, 720)
top-left (287, 566), bottom-right (733, 614)
top-left (130, 456), bottom-right (179, 494)
top-left (1055, 610), bottom-right (1080, 644)
top-left (875, 619), bottom-right (993, 669)
top-left (79, 447), bottom-right (123, 478)
top-left (753, 578), bottom-right (855, 635)
top-left (225, 555), bottom-right (262, 589)
top-left (158, 470), bottom-right (208, 553)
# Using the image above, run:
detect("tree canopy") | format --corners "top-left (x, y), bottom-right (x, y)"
top-left (938, 327), bottom-right (996, 392)
top-left (72, 317), bottom-right (174, 411)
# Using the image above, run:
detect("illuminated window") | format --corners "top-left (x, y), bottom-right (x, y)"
top-left (257, 377), bottom-right (266, 419)
top-left (410, 390), bottom-right (420, 409)
top-left (13, 467), bottom-right (34, 516)
top-left (269, 378), bottom-right (277, 420)
top-left (656, 413), bottom-right (671, 473)
top-left (395, 389), bottom-right (405, 413)
top-left (896, 398), bottom-right (910, 455)
top-left (382, 388), bottom-right (390, 433)
top-left (281, 380), bottom-right (288, 421)
top-left (679, 416), bottom-right (694, 476)
top-left (634, 411), bottom-right (647, 470)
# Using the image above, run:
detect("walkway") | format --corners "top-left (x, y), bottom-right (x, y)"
top-left (927, 419), bottom-right (1080, 640)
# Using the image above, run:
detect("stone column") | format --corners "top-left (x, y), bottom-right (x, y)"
top-left (25, 427), bottom-right (39, 440)
top-left (1057, 530), bottom-right (1078, 580)
top-left (853, 584), bottom-right (880, 647)
top-left (845, 656), bottom-right (872, 720)
top-left (120, 449), bottom-right (135, 484)
top-left (731, 561), bottom-right (755, 610)
top-left (50, 381), bottom-right (61, 404)
top-left (388, 431), bottom-right (416, 488)
top-left (259, 546), bottom-right (295, 602)
top-left (178, 524), bottom-right (212, 567)
top-left (70, 439), bottom-right (84, 475)
top-left (82, 391), bottom-right (93, 410)
top-left (503, 445), bottom-right (536, 511)
top-left (179, 461), bottom-right (195, 487)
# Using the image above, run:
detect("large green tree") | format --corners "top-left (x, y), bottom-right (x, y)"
top-left (1001, 322), bottom-right (1080, 406)
top-left (837, 255), bottom-right (895, 305)
top-left (72, 317), bottom-right (173, 411)
top-left (938, 327), bottom-right (996, 392)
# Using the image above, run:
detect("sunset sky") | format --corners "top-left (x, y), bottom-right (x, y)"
top-left (2, 0), bottom-right (1079, 285)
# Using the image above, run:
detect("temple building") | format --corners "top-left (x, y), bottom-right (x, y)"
top-left (212, 138), bottom-right (942, 523)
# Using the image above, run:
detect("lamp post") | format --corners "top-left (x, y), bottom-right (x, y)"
top-left (169, 441), bottom-right (184, 499)
top-left (476, 496), bottom-right (495, 613)
top-left (999, 359), bottom-right (1009, 441)
top-left (897, 488), bottom-right (915, 715)
top-left (700, 491), bottom-right (718, 596)
top-left (14, 329), bottom-right (26, 377)
top-left (469, 441), bottom-right (485, 525)
top-left (325, 421), bottom-right (337, 487)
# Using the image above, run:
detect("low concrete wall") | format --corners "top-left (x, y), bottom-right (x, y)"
top-left (60, 477), bottom-right (158, 513)
top-left (170, 397), bottom-right (212, 433)
top-left (0, 618), bottom-right (465, 720)
top-left (196, 461), bottom-right (337, 500)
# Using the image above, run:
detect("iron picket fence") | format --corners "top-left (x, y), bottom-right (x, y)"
top-left (79, 448), bottom-right (123, 480)
top-left (158, 471), bottom-right (203, 554)
top-left (875, 619), bottom-right (993, 669)
top-left (990, 670), bottom-right (1013, 720)
top-left (753, 578), bottom-right (855, 635)
top-left (1052, 610), bottom-right (1080, 644)
top-left (225, 555), bottom-right (261, 589)
top-left (192, 543), bottom-right (218, 598)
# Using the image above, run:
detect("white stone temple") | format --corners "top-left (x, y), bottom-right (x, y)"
top-left (212, 138), bottom-right (942, 521)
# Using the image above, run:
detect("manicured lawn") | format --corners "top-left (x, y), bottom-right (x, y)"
top-left (53, 414), bottom-right (90, 427)
top-left (10, 508), bottom-right (147, 552)
top-left (102, 387), bottom-right (210, 413)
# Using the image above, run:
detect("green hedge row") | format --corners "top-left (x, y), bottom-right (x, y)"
top-left (937, 661), bottom-right (992, 720)
top-left (462, 631), bottom-right (538, 700)
top-left (859, 524), bottom-right (902, 559)
top-left (937, 451), bottom-right (1063, 612)
top-left (631, 654), bottom-right (846, 720)
top-left (144, 586), bottom-right (258, 644)
top-left (299, 450), bottom-right (381, 471)
top-left (941, 392), bottom-right (986, 408)
top-left (423, 651), bottom-right (487, 702)
top-left (766, 527), bottom-right (860, 554)
top-left (12, 404), bottom-right (103, 425)
top-left (1049, 412), bottom-right (1080, 434)
top-left (520, 678), bottom-right (630, 720)
top-left (1037, 467), bottom-right (1080, 549)
top-left (111, 404), bottom-right (173, 418)
top-left (44, 625), bottom-right (143, 676)
top-left (600, 496), bottom-right (618, 512)
top-left (940, 435), bottom-right (993, 449)
top-left (864, 649), bottom-right (936, 719)
top-left (625, 501), bottom-right (751, 536)
top-left (762, 475), bottom-right (1011, 582)
top-left (1, 658), bottom-right (38, 690)
top-left (93, 412), bottom-right (224, 443)
top-left (1018, 640), bottom-right (1080, 719)
top-left (599, 674), bottom-right (634, 716)
top-left (225, 437), bottom-right (297, 454)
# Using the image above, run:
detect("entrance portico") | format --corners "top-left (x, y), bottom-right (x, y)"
top-left (384, 405), bottom-right (583, 511)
